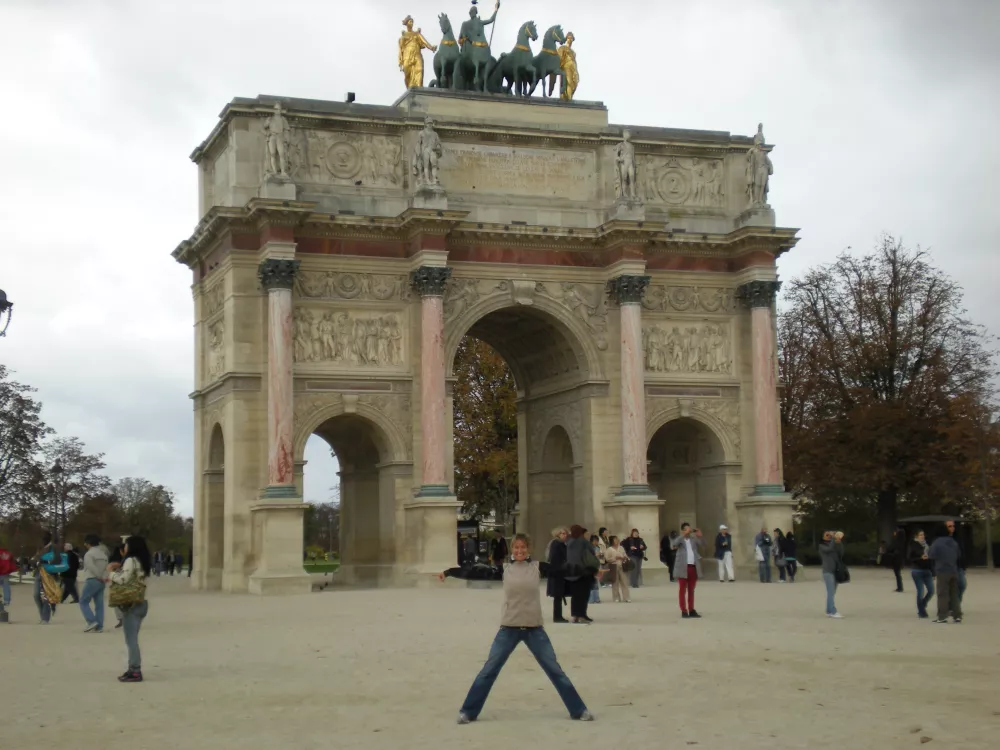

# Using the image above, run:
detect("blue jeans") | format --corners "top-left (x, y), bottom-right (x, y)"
top-left (33, 575), bottom-right (52, 622)
top-left (758, 560), bottom-right (772, 582)
top-left (910, 569), bottom-right (934, 616)
top-left (122, 601), bottom-right (149, 670)
top-left (822, 572), bottom-right (838, 614)
top-left (1, 574), bottom-right (10, 606)
top-left (460, 627), bottom-right (588, 720)
top-left (79, 578), bottom-right (105, 630)
top-left (588, 578), bottom-right (600, 604)
top-left (957, 568), bottom-right (966, 603)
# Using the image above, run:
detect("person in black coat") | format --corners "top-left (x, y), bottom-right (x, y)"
top-left (888, 526), bottom-right (907, 592)
top-left (489, 531), bottom-right (509, 567)
top-left (60, 543), bottom-right (81, 603)
top-left (546, 527), bottom-right (569, 623)
top-left (660, 531), bottom-right (678, 582)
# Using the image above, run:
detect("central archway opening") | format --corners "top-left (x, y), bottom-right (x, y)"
top-left (450, 303), bottom-right (595, 554)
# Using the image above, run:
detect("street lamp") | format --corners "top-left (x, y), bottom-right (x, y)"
top-left (0, 289), bottom-right (11, 337)
top-left (50, 459), bottom-right (63, 548)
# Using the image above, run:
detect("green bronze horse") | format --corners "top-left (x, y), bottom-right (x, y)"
top-left (486, 20), bottom-right (539, 97)
top-left (528, 25), bottom-right (567, 97)
top-left (429, 14), bottom-right (460, 89)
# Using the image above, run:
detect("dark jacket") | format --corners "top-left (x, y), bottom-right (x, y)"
top-left (818, 540), bottom-right (844, 574)
top-left (565, 537), bottom-right (599, 580)
top-left (907, 540), bottom-right (933, 571)
top-left (928, 536), bottom-right (961, 575)
top-left (660, 534), bottom-right (677, 565)
top-left (489, 537), bottom-right (508, 564)
top-left (622, 536), bottom-right (647, 558)
top-left (546, 540), bottom-right (567, 598)
top-left (714, 533), bottom-right (733, 560)
top-left (61, 549), bottom-right (81, 580)
top-left (781, 536), bottom-right (798, 560)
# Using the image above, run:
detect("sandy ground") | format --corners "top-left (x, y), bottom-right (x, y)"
top-left (3, 568), bottom-right (998, 750)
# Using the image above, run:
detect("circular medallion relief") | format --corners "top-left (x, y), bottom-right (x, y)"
top-left (657, 168), bottom-right (691, 205)
top-left (327, 141), bottom-right (361, 179)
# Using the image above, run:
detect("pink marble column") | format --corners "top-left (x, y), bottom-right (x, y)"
top-left (259, 259), bottom-right (299, 498)
top-left (608, 275), bottom-right (651, 494)
top-left (410, 265), bottom-right (452, 496)
top-left (739, 280), bottom-right (783, 494)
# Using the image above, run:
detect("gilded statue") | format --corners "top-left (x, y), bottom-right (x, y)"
top-left (557, 31), bottom-right (578, 100)
top-left (399, 15), bottom-right (437, 89)
top-left (745, 123), bottom-right (773, 206)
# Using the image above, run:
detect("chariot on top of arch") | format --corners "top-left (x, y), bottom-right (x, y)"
top-left (398, 1), bottom-right (580, 100)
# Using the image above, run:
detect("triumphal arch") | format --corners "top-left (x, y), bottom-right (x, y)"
top-left (174, 17), bottom-right (798, 593)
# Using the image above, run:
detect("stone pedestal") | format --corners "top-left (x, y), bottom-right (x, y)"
top-left (259, 175), bottom-right (297, 201)
top-left (603, 491), bottom-right (662, 543)
top-left (404, 497), bottom-right (461, 580)
top-left (736, 205), bottom-right (776, 228)
top-left (411, 184), bottom-right (448, 210)
top-left (611, 199), bottom-right (645, 222)
top-left (735, 494), bottom-right (796, 568)
top-left (247, 502), bottom-right (312, 595)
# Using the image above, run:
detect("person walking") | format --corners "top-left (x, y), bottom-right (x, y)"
top-left (33, 532), bottom-right (68, 624)
top-left (660, 531), bottom-right (678, 582)
top-left (588, 534), bottom-right (602, 605)
top-left (715, 525), bottom-right (735, 582)
top-left (754, 526), bottom-right (773, 583)
top-left (0, 544), bottom-right (16, 611)
top-left (907, 529), bottom-right (934, 619)
top-left (671, 523), bottom-right (704, 618)
top-left (60, 543), bottom-right (81, 603)
top-left (928, 524), bottom-right (962, 624)
top-left (438, 533), bottom-right (595, 723)
top-left (888, 526), bottom-right (906, 592)
top-left (819, 531), bottom-right (845, 618)
top-left (604, 535), bottom-right (630, 603)
top-left (944, 519), bottom-right (968, 605)
top-left (107, 535), bottom-right (151, 682)
top-left (783, 531), bottom-right (799, 582)
top-left (79, 534), bottom-right (109, 632)
top-left (108, 541), bottom-right (126, 629)
top-left (546, 527), bottom-right (569, 623)
top-left (564, 525), bottom-right (600, 623)
top-left (597, 528), bottom-right (610, 588)
top-left (622, 529), bottom-right (647, 589)
top-left (773, 529), bottom-right (789, 582)
top-left (489, 531), bottom-right (508, 568)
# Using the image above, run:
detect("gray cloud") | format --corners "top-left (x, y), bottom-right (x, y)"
top-left (2, 0), bottom-right (997, 516)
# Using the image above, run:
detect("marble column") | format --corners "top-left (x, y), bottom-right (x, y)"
top-left (738, 280), bottom-right (783, 495)
top-left (607, 274), bottom-right (652, 494)
top-left (258, 258), bottom-right (300, 498)
top-left (410, 265), bottom-right (452, 496)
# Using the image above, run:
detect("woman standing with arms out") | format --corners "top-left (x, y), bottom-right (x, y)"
top-left (439, 533), bottom-right (595, 724)
top-left (907, 530), bottom-right (934, 619)
top-left (622, 529), bottom-right (647, 588)
top-left (546, 527), bottom-right (569, 623)
top-left (818, 531), bottom-right (845, 618)
top-left (107, 535), bottom-right (151, 682)
top-left (783, 531), bottom-right (798, 582)
top-left (604, 535), bottom-right (630, 603)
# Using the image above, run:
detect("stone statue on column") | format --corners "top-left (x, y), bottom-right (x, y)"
top-left (745, 123), bottom-right (773, 207)
top-left (264, 103), bottom-right (291, 180)
top-left (410, 117), bottom-right (447, 209)
top-left (612, 129), bottom-right (644, 220)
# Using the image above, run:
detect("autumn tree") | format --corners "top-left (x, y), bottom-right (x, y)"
top-left (0, 365), bottom-right (52, 520)
top-left (452, 337), bottom-right (518, 524)
top-left (779, 236), bottom-right (996, 542)
top-left (42, 437), bottom-right (111, 540)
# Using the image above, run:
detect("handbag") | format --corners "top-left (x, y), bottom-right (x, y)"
top-left (834, 562), bottom-right (851, 584)
top-left (622, 558), bottom-right (636, 573)
top-left (109, 562), bottom-right (147, 608)
top-left (605, 565), bottom-right (618, 584)
top-left (754, 545), bottom-right (765, 562)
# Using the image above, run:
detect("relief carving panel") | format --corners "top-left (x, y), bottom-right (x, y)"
top-left (642, 285), bottom-right (735, 314)
top-left (293, 308), bottom-right (405, 367)
top-left (537, 281), bottom-right (608, 351)
top-left (288, 130), bottom-right (403, 187)
top-left (641, 156), bottom-right (725, 207)
top-left (440, 144), bottom-right (596, 200)
top-left (443, 277), bottom-right (509, 320)
top-left (207, 320), bottom-right (225, 382)
top-left (295, 271), bottom-right (412, 302)
top-left (643, 322), bottom-right (732, 375)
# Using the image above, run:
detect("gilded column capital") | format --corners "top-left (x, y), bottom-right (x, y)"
top-left (606, 274), bottom-right (650, 306)
top-left (258, 259), bottom-right (300, 291)
top-left (409, 265), bottom-right (452, 297)
top-left (736, 280), bottom-right (782, 308)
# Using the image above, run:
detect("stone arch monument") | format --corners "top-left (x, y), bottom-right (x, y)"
top-left (173, 86), bottom-right (798, 594)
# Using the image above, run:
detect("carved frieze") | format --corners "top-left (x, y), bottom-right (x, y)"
top-left (443, 277), bottom-right (510, 320)
top-left (643, 323), bottom-right (732, 375)
top-left (294, 271), bottom-right (413, 302)
top-left (537, 281), bottom-right (608, 351)
top-left (207, 320), bottom-right (225, 381)
top-left (641, 156), bottom-right (725, 208)
top-left (203, 282), bottom-right (225, 318)
top-left (289, 130), bottom-right (403, 187)
top-left (293, 308), bottom-right (404, 367)
top-left (642, 285), bottom-right (735, 314)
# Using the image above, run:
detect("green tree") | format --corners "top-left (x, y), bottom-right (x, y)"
top-left (779, 235), bottom-right (996, 542)
top-left (452, 337), bottom-right (518, 523)
top-left (0, 365), bottom-right (52, 520)
top-left (43, 437), bottom-right (110, 540)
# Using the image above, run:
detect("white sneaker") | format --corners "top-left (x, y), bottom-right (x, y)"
top-left (829, 612), bottom-right (843, 619)
top-left (456, 713), bottom-right (471, 725)
top-left (84, 622), bottom-right (98, 633)
top-left (577, 711), bottom-right (595, 721)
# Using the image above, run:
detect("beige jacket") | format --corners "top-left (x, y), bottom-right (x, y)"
top-left (605, 544), bottom-right (627, 567)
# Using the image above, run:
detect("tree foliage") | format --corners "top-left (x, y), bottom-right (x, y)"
top-left (0, 365), bottom-right (52, 519)
top-left (779, 235), bottom-right (997, 540)
top-left (452, 337), bottom-right (518, 522)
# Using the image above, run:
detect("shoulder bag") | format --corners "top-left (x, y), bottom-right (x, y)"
top-left (109, 561), bottom-right (147, 608)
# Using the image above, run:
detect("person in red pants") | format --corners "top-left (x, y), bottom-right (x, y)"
top-left (670, 523), bottom-right (705, 618)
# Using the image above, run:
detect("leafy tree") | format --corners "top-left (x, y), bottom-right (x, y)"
top-left (452, 337), bottom-right (518, 523)
top-left (42, 437), bottom-right (110, 540)
top-left (111, 477), bottom-right (181, 548)
top-left (779, 235), bottom-right (996, 542)
top-left (0, 366), bottom-right (52, 519)
top-left (304, 500), bottom-right (340, 553)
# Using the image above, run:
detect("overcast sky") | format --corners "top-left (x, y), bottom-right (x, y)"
top-left (2, 0), bottom-right (998, 517)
